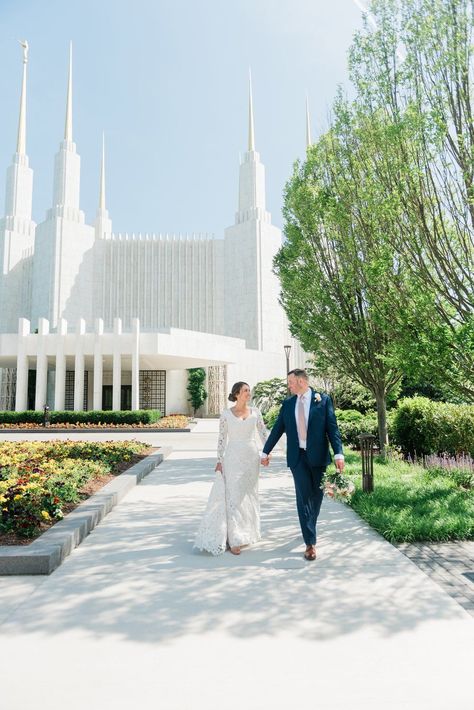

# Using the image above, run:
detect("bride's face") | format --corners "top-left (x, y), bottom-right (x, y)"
top-left (237, 384), bottom-right (251, 404)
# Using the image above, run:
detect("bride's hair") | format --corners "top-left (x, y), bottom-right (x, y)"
top-left (228, 381), bottom-right (249, 402)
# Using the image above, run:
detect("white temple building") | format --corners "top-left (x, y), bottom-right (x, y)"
top-left (0, 44), bottom-right (307, 415)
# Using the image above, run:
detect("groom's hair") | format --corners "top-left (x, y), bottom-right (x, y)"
top-left (288, 368), bottom-right (308, 380)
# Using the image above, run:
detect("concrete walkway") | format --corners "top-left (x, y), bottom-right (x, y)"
top-left (0, 419), bottom-right (473, 709)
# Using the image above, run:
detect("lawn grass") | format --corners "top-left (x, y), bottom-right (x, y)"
top-left (343, 450), bottom-right (474, 543)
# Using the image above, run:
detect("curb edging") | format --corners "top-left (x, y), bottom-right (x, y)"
top-left (0, 447), bottom-right (172, 576)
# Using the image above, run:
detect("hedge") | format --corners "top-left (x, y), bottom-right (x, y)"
top-left (0, 409), bottom-right (162, 425)
top-left (336, 409), bottom-right (381, 448)
top-left (263, 406), bottom-right (383, 449)
top-left (391, 397), bottom-right (474, 456)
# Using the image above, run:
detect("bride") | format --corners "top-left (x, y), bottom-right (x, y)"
top-left (194, 381), bottom-right (269, 556)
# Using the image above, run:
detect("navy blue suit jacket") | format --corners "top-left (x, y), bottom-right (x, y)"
top-left (262, 390), bottom-right (343, 469)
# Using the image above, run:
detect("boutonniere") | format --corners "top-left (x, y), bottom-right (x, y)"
top-left (314, 392), bottom-right (322, 403)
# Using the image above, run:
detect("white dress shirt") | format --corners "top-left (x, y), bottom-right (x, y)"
top-left (295, 389), bottom-right (344, 460)
top-left (294, 389), bottom-right (311, 449)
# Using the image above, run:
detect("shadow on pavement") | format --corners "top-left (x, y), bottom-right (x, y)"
top-left (1, 455), bottom-right (466, 645)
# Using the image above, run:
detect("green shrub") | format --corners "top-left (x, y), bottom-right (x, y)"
top-left (263, 404), bottom-right (280, 429)
top-left (335, 409), bottom-right (378, 448)
top-left (335, 409), bottom-right (366, 423)
top-left (0, 410), bottom-right (161, 425)
top-left (252, 378), bottom-right (288, 415)
top-left (0, 410), bottom-right (44, 424)
top-left (392, 397), bottom-right (474, 456)
top-left (330, 379), bottom-right (376, 413)
top-left (263, 406), bottom-right (387, 447)
top-left (187, 368), bottom-right (207, 415)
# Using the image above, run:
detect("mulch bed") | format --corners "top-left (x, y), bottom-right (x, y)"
top-left (0, 449), bottom-right (157, 547)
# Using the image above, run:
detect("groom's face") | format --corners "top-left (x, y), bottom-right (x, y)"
top-left (287, 374), bottom-right (308, 395)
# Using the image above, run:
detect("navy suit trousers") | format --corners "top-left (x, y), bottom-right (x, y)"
top-left (291, 449), bottom-right (325, 545)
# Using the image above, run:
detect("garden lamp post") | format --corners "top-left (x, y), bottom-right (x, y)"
top-left (284, 344), bottom-right (292, 394)
top-left (358, 433), bottom-right (376, 492)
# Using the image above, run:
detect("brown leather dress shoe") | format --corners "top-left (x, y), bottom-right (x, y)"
top-left (304, 545), bottom-right (316, 561)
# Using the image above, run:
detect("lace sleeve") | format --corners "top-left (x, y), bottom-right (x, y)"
top-left (217, 411), bottom-right (228, 463)
top-left (255, 408), bottom-right (269, 447)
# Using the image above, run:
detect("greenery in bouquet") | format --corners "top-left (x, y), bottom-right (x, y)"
top-left (321, 468), bottom-right (355, 502)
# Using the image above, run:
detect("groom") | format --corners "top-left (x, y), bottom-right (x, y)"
top-left (261, 369), bottom-right (344, 561)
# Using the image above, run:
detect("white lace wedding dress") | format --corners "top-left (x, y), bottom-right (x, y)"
top-left (194, 407), bottom-right (269, 555)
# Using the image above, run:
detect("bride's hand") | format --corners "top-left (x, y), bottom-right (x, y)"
top-left (215, 462), bottom-right (223, 473)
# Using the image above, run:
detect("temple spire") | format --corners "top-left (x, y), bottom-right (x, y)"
top-left (16, 40), bottom-right (28, 155)
top-left (2, 39), bottom-right (34, 221)
top-left (95, 132), bottom-right (112, 238)
top-left (50, 41), bottom-right (81, 214)
top-left (64, 42), bottom-right (73, 141)
top-left (99, 132), bottom-right (106, 210)
top-left (248, 69), bottom-right (255, 152)
top-left (305, 94), bottom-right (312, 148)
top-left (235, 71), bottom-right (269, 224)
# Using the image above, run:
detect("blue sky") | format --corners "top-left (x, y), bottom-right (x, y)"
top-left (0, 0), bottom-right (364, 235)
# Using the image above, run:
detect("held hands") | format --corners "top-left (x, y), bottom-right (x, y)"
top-left (260, 455), bottom-right (271, 467)
top-left (215, 462), bottom-right (223, 473)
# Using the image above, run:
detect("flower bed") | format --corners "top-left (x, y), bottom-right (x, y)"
top-left (0, 414), bottom-right (190, 430)
top-left (0, 440), bottom-right (151, 541)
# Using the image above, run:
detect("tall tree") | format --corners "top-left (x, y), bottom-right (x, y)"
top-left (349, 0), bottom-right (474, 398)
top-left (277, 105), bottom-right (412, 452)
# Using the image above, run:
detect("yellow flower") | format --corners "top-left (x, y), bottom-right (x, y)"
top-left (41, 510), bottom-right (51, 520)
top-left (14, 494), bottom-right (22, 501)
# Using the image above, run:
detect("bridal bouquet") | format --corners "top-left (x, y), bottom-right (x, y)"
top-left (321, 469), bottom-right (355, 502)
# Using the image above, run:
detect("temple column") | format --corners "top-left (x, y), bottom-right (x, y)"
top-left (15, 318), bottom-right (30, 411)
top-left (73, 318), bottom-right (85, 410)
top-left (35, 354), bottom-right (48, 410)
top-left (131, 318), bottom-right (140, 410)
top-left (34, 318), bottom-right (49, 410)
top-left (112, 317), bottom-right (122, 410)
top-left (93, 318), bottom-right (103, 410)
top-left (74, 353), bottom-right (84, 410)
top-left (54, 318), bottom-right (67, 410)
top-left (55, 354), bottom-right (66, 410)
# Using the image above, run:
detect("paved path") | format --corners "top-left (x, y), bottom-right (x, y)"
top-left (397, 541), bottom-right (474, 617)
top-left (0, 420), bottom-right (473, 709)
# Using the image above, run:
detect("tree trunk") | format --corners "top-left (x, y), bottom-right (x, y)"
top-left (374, 391), bottom-right (388, 456)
